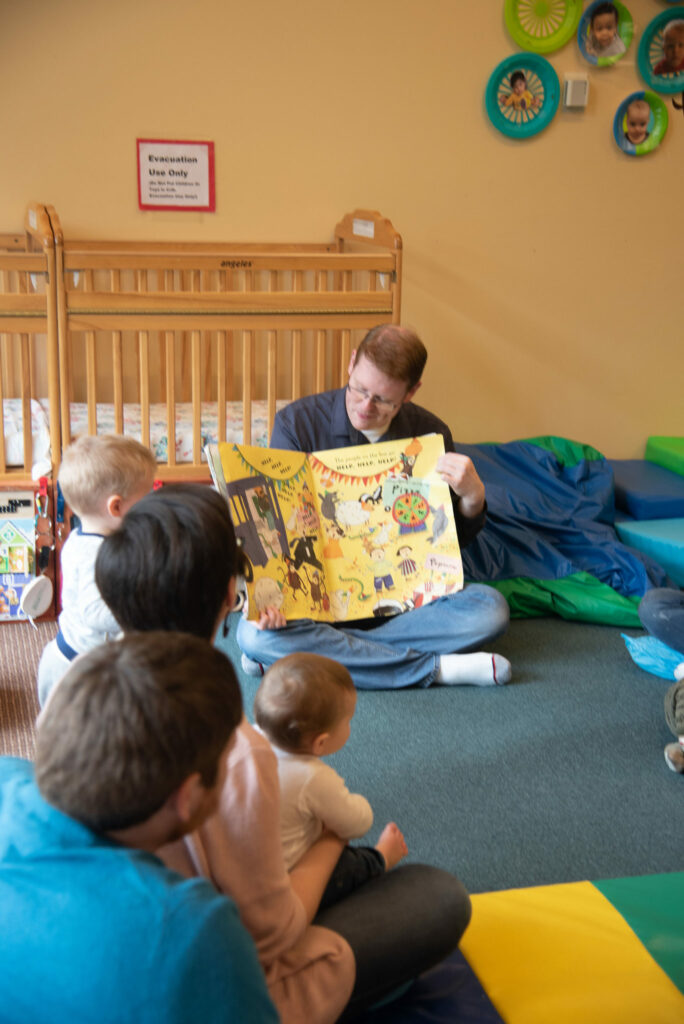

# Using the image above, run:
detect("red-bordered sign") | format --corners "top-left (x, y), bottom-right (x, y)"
top-left (137, 138), bottom-right (215, 212)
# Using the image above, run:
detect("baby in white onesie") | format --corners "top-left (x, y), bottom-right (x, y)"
top-left (254, 652), bottom-right (407, 909)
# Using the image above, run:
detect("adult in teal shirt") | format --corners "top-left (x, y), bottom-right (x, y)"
top-left (0, 633), bottom-right (278, 1024)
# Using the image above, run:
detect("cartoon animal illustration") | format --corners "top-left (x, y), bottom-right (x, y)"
top-left (360, 484), bottom-right (382, 507)
top-left (399, 452), bottom-right (416, 477)
top-left (289, 535), bottom-right (323, 572)
top-left (253, 576), bottom-right (285, 613)
top-left (336, 500), bottom-right (370, 530)
top-left (428, 503), bottom-right (448, 545)
top-left (339, 574), bottom-right (373, 603)
top-left (319, 490), bottom-right (341, 529)
top-left (278, 556), bottom-right (308, 600)
top-left (323, 522), bottom-right (344, 559)
top-left (302, 567), bottom-right (329, 613)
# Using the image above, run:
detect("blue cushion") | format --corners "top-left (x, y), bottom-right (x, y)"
top-left (614, 517), bottom-right (684, 586)
top-left (609, 459), bottom-right (684, 520)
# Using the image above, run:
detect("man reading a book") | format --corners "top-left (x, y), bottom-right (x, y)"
top-left (237, 323), bottom-right (511, 689)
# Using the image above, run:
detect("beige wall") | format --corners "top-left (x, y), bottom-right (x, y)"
top-left (1, 0), bottom-right (680, 456)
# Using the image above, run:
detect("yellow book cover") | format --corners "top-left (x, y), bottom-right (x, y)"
top-left (206, 433), bottom-right (463, 622)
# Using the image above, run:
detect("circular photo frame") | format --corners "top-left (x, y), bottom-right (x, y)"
top-left (637, 7), bottom-right (684, 93)
top-left (578, 1), bottom-right (634, 66)
top-left (504, 0), bottom-right (583, 54)
top-left (486, 54), bottom-right (560, 139)
top-left (613, 90), bottom-right (668, 155)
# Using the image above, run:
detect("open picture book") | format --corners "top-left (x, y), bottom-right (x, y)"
top-left (205, 433), bottom-right (463, 623)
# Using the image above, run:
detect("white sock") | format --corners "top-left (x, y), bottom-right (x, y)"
top-left (436, 652), bottom-right (512, 686)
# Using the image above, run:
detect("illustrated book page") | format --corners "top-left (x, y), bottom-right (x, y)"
top-left (206, 433), bottom-right (463, 623)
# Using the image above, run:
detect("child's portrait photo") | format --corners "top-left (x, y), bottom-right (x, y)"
top-left (579, 1), bottom-right (632, 66)
top-left (653, 18), bottom-right (684, 76)
top-left (498, 68), bottom-right (544, 124)
top-left (613, 91), bottom-right (667, 156)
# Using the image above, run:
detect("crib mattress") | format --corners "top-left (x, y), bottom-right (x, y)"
top-left (3, 398), bottom-right (287, 469)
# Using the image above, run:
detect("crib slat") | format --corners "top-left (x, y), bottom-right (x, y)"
top-left (165, 334), bottom-right (176, 467)
top-left (84, 272), bottom-right (98, 436)
top-left (138, 270), bottom-right (151, 450)
top-left (315, 272), bottom-right (327, 393)
top-left (0, 336), bottom-right (6, 473)
top-left (191, 328), bottom-right (201, 465)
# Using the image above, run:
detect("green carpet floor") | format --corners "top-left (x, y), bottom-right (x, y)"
top-left (218, 615), bottom-right (682, 894)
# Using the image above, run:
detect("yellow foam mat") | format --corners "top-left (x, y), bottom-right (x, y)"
top-left (460, 881), bottom-right (684, 1024)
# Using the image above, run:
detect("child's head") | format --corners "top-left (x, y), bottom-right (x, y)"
top-left (96, 483), bottom-right (240, 640)
top-left (510, 70), bottom-right (527, 95)
top-left (58, 434), bottom-right (156, 522)
top-left (625, 99), bottom-right (650, 145)
top-left (254, 652), bottom-right (356, 756)
top-left (590, 2), bottom-right (619, 49)
top-left (35, 632), bottom-right (242, 833)
top-left (660, 20), bottom-right (684, 71)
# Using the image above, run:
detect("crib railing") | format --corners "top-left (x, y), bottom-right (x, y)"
top-left (0, 203), bottom-right (60, 480)
top-left (51, 208), bottom-right (402, 478)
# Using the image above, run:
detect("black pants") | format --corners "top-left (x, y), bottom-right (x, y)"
top-left (315, 863), bottom-right (471, 1018)
top-left (319, 845), bottom-right (385, 911)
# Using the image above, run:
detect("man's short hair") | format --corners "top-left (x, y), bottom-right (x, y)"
top-left (254, 652), bottom-right (354, 752)
top-left (35, 632), bottom-right (242, 832)
top-left (96, 483), bottom-right (238, 640)
top-left (58, 435), bottom-right (156, 518)
top-left (355, 324), bottom-right (427, 389)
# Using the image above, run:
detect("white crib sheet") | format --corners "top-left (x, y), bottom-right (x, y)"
top-left (2, 399), bottom-right (52, 468)
top-left (2, 399), bottom-right (287, 468)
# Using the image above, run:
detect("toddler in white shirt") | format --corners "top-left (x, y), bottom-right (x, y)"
top-left (254, 652), bottom-right (407, 909)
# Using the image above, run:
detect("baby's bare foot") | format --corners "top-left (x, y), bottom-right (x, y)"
top-left (375, 822), bottom-right (408, 871)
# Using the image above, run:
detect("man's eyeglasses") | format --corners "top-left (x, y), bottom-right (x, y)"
top-left (347, 381), bottom-right (399, 412)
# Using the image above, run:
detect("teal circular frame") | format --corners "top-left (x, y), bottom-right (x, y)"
top-left (577, 1), bottom-right (634, 67)
top-left (486, 54), bottom-right (560, 139)
top-left (638, 7), bottom-right (684, 93)
top-left (504, 0), bottom-right (583, 54)
top-left (613, 90), bottom-right (669, 155)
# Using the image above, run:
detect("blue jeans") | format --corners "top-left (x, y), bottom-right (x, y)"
top-left (237, 584), bottom-right (510, 689)
top-left (639, 587), bottom-right (684, 657)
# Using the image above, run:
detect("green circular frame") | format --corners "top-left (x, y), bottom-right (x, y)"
top-left (486, 53), bottom-right (560, 140)
top-left (577, 1), bottom-right (634, 67)
top-left (504, 0), bottom-right (583, 54)
top-left (613, 90), bottom-right (669, 156)
top-left (637, 7), bottom-right (684, 94)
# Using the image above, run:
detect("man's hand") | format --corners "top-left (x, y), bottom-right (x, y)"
top-left (255, 606), bottom-right (287, 630)
top-left (436, 453), bottom-right (486, 518)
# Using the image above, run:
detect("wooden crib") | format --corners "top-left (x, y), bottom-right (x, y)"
top-left (0, 204), bottom-right (402, 620)
top-left (52, 207), bottom-right (403, 479)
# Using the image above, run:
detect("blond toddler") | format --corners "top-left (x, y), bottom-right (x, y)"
top-left (37, 434), bottom-right (156, 706)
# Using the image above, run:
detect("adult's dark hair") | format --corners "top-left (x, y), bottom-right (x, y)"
top-left (96, 483), bottom-right (237, 640)
top-left (590, 2), bottom-right (618, 26)
top-left (36, 632), bottom-right (242, 832)
top-left (355, 324), bottom-right (427, 389)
